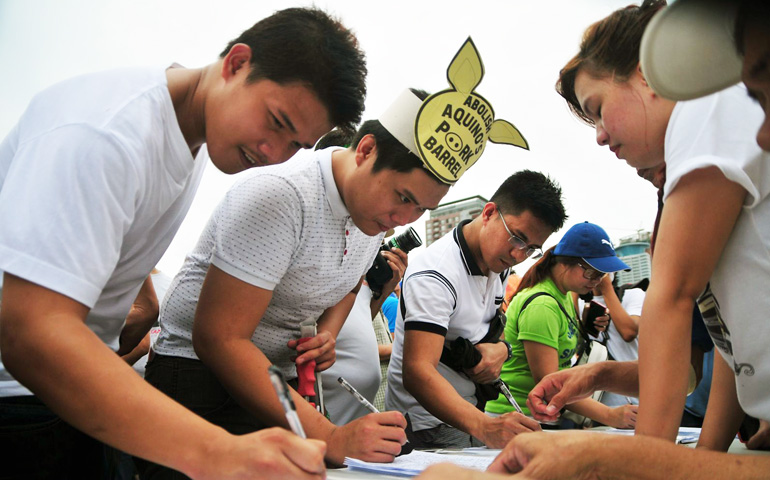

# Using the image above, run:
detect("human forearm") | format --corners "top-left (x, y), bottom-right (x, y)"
top-left (566, 398), bottom-right (609, 423)
top-left (568, 398), bottom-right (637, 429)
top-left (591, 360), bottom-right (640, 395)
top-left (404, 362), bottom-right (487, 437)
top-left (120, 332), bottom-right (151, 365)
top-left (117, 275), bottom-right (158, 355)
top-left (403, 360), bottom-right (539, 449)
top-left (638, 171), bottom-right (746, 441)
top-left (527, 361), bottom-right (640, 422)
top-left (2, 311), bottom-right (231, 477)
top-left (601, 286), bottom-right (639, 341)
top-left (370, 249), bottom-right (407, 319)
top-left (697, 352), bottom-right (744, 451)
top-left (195, 336), bottom-right (334, 442)
top-left (637, 291), bottom-right (693, 440)
top-left (370, 293), bottom-right (388, 319)
top-left (317, 290), bottom-right (357, 339)
top-left (378, 343), bottom-right (392, 360)
top-left (597, 434), bottom-right (770, 480)
top-left (489, 431), bottom-right (770, 479)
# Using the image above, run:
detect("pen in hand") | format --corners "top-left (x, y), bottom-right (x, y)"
top-left (493, 378), bottom-right (524, 414)
top-left (269, 365), bottom-right (307, 439)
top-left (337, 376), bottom-right (413, 456)
top-left (337, 376), bottom-right (378, 413)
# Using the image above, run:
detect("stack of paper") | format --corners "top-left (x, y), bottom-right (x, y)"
top-left (344, 450), bottom-right (496, 477)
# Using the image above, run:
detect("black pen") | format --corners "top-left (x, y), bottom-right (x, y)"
top-left (493, 378), bottom-right (524, 414)
top-left (269, 366), bottom-right (307, 438)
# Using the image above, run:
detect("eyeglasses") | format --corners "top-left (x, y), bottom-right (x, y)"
top-left (577, 262), bottom-right (606, 281)
top-left (496, 208), bottom-right (543, 259)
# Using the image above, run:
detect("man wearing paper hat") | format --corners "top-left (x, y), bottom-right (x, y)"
top-left (144, 37), bottom-right (529, 472)
top-left (641, 0), bottom-right (770, 151)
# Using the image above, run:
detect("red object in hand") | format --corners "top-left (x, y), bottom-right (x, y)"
top-left (296, 337), bottom-right (317, 401)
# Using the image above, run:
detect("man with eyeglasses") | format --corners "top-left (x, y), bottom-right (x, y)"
top-left (385, 170), bottom-right (567, 449)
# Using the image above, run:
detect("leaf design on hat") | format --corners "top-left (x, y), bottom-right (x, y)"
top-left (488, 119), bottom-right (529, 150)
top-left (447, 38), bottom-right (485, 95)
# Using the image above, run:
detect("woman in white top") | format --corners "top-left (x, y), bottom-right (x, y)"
top-left (553, 0), bottom-right (768, 452)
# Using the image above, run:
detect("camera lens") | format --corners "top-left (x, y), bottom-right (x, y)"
top-left (387, 227), bottom-right (422, 253)
top-left (366, 227), bottom-right (422, 298)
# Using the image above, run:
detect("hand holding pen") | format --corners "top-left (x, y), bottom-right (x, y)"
top-left (493, 378), bottom-right (524, 414)
top-left (337, 376), bottom-right (413, 456)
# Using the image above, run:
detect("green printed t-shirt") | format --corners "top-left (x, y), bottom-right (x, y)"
top-left (485, 277), bottom-right (579, 416)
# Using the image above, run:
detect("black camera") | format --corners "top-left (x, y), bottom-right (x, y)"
top-left (366, 227), bottom-right (422, 298)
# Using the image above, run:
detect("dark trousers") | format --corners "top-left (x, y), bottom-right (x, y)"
top-left (0, 395), bottom-right (104, 480)
top-left (136, 354), bottom-right (266, 479)
top-left (404, 414), bottom-right (484, 450)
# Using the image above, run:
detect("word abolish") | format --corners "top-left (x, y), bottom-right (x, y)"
top-left (421, 95), bottom-right (494, 178)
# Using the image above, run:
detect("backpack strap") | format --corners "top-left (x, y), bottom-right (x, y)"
top-left (518, 291), bottom-right (586, 342)
top-left (519, 291), bottom-right (571, 319)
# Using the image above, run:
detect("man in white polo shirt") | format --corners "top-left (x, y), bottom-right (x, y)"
top-left (145, 37), bottom-right (534, 476)
top-left (143, 97), bottom-right (448, 475)
top-left (386, 170), bottom-right (567, 449)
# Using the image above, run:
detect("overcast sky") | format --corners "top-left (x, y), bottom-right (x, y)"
top-left (0, 0), bottom-right (657, 275)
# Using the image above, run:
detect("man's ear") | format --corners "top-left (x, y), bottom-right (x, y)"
top-left (354, 134), bottom-right (377, 167)
top-left (481, 202), bottom-right (497, 225)
top-left (221, 43), bottom-right (252, 81)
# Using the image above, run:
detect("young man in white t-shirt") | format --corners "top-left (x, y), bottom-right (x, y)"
top-left (0, 8), bottom-right (367, 479)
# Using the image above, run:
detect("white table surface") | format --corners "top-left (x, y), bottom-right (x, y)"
top-left (326, 434), bottom-right (769, 479)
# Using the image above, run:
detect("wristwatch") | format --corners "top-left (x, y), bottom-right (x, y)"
top-left (501, 340), bottom-right (513, 362)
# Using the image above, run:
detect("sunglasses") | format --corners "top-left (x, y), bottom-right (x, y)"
top-left (496, 208), bottom-right (543, 259)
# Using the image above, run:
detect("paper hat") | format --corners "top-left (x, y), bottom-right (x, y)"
top-left (553, 222), bottom-right (630, 273)
top-left (379, 37), bottom-right (529, 185)
top-left (640, 0), bottom-right (742, 101)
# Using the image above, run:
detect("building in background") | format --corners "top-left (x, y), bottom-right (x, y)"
top-left (424, 195), bottom-right (487, 246)
top-left (615, 230), bottom-right (652, 286)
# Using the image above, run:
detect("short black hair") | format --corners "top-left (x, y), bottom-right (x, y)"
top-left (734, 0), bottom-right (770, 56)
top-left (314, 129), bottom-right (351, 150)
top-left (220, 7), bottom-right (367, 135)
top-left (490, 170), bottom-right (567, 232)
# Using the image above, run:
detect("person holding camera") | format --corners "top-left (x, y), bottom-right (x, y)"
top-left (385, 171), bottom-right (567, 449)
top-left (578, 274), bottom-right (646, 409)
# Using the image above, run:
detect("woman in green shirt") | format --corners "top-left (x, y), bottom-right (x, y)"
top-left (486, 222), bottom-right (636, 429)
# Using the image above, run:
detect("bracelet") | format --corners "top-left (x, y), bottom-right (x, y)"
top-left (501, 340), bottom-right (513, 362)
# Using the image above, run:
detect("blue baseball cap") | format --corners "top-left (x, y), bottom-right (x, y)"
top-left (553, 222), bottom-right (630, 273)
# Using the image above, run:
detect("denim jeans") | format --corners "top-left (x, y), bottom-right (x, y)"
top-left (136, 354), bottom-right (266, 479)
top-left (0, 395), bottom-right (104, 480)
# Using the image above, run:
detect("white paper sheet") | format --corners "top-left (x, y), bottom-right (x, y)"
top-left (343, 450), bottom-right (495, 477)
